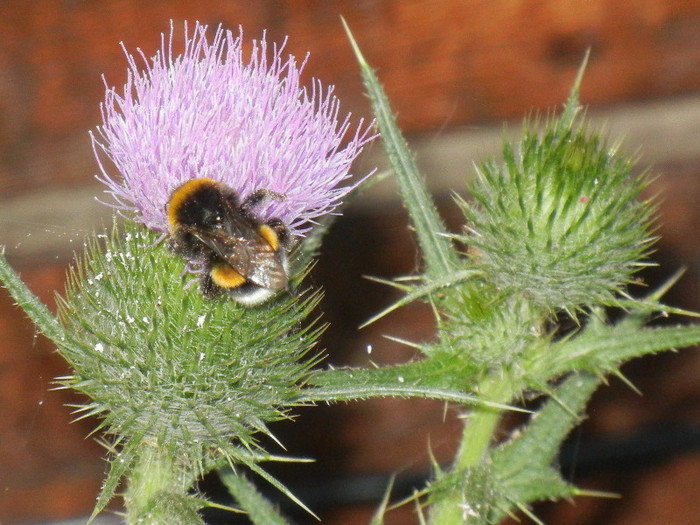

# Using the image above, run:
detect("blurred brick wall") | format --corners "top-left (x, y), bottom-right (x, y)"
top-left (4, 1), bottom-right (700, 196)
top-left (1, 1), bottom-right (699, 523)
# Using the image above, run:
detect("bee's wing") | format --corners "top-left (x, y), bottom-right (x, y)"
top-left (246, 246), bottom-right (288, 291)
top-left (189, 230), bottom-right (235, 260)
top-left (192, 229), bottom-right (287, 291)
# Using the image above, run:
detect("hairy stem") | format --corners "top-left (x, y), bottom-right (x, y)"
top-left (124, 444), bottom-right (185, 524)
top-left (429, 376), bottom-right (515, 525)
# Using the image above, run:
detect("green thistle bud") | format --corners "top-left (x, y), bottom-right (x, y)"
top-left (55, 222), bottom-right (322, 514)
top-left (458, 114), bottom-right (655, 313)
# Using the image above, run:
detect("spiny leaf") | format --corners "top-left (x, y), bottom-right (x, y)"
top-left (550, 323), bottom-right (700, 376)
top-left (220, 470), bottom-right (292, 525)
top-left (237, 457), bottom-right (318, 520)
top-left (360, 268), bottom-right (482, 328)
top-left (341, 17), bottom-right (460, 279)
top-left (90, 439), bottom-right (139, 522)
top-left (489, 373), bottom-right (600, 522)
top-left (494, 374), bottom-right (599, 473)
top-left (0, 248), bottom-right (64, 343)
top-left (304, 365), bottom-right (528, 413)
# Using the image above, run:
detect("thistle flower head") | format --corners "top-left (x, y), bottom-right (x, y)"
top-left (92, 21), bottom-right (375, 234)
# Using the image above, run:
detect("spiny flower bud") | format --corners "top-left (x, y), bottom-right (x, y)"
top-left (57, 224), bottom-right (322, 471)
top-left (459, 116), bottom-right (654, 312)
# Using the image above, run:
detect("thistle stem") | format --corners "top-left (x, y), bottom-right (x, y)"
top-left (429, 375), bottom-right (515, 524)
top-left (456, 376), bottom-right (514, 470)
top-left (124, 444), bottom-right (182, 524)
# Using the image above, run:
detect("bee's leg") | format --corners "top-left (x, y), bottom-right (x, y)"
top-left (241, 189), bottom-right (286, 211)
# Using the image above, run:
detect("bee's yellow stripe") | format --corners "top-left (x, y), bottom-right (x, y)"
top-left (167, 178), bottom-right (218, 233)
top-left (210, 263), bottom-right (247, 289)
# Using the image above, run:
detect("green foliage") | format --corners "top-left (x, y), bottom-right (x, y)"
top-left (220, 469), bottom-right (292, 525)
top-left (0, 247), bottom-right (64, 343)
top-left (488, 373), bottom-right (600, 522)
top-left (341, 17), bottom-right (460, 279)
top-left (306, 360), bottom-right (516, 410)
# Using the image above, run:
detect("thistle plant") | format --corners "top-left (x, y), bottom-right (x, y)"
top-left (0, 19), bottom-right (699, 525)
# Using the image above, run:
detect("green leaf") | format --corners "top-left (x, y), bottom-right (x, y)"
top-left (489, 373), bottom-right (600, 521)
top-left (220, 470), bottom-right (292, 525)
top-left (304, 364), bottom-right (527, 412)
top-left (549, 323), bottom-right (700, 377)
top-left (493, 373), bottom-right (599, 476)
top-left (0, 247), bottom-right (64, 343)
top-left (341, 18), bottom-right (460, 279)
top-left (90, 438), bottom-right (138, 522)
top-left (239, 457), bottom-right (318, 520)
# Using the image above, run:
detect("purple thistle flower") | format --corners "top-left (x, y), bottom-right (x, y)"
top-left (91, 21), bottom-right (376, 235)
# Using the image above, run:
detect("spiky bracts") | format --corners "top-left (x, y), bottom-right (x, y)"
top-left (458, 117), bottom-right (654, 314)
top-left (56, 223), bottom-right (323, 518)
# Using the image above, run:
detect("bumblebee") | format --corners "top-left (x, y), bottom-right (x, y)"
top-left (167, 178), bottom-right (291, 305)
